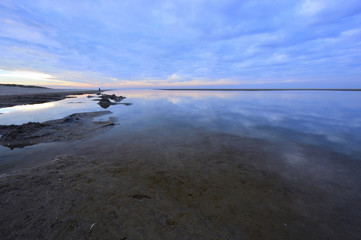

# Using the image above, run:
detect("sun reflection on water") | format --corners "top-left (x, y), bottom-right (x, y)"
top-left (0, 102), bottom-right (56, 114)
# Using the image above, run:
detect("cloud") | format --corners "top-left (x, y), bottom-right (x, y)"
top-left (0, 69), bottom-right (92, 87)
top-left (0, 18), bottom-right (60, 47)
top-left (168, 73), bottom-right (181, 81)
top-left (102, 77), bottom-right (238, 88)
top-left (299, 0), bottom-right (326, 16)
top-left (0, 0), bottom-right (360, 88)
top-left (0, 69), bottom-right (54, 80)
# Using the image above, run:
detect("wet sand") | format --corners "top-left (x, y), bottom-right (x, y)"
top-left (1, 128), bottom-right (360, 240)
top-left (0, 111), bottom-right (116, 149)
top-left (0, 85), bottom-right (99, 108)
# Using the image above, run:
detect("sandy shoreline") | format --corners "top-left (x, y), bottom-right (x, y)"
top-left (0, 86), bottom-right (126, 150)
top-left (0, 85), bottom-right (99, 108)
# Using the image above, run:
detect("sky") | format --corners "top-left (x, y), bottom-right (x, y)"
top-left (0, 0), bottom-right (360, 89)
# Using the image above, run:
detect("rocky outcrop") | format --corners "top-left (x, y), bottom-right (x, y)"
top-left (96, 94), bottom-right (126, 108)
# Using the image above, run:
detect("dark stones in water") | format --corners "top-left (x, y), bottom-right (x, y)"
top-left (101, 94), bottom-right (126, 102)
top-left (98, 98), bottom-right (112, 109)
top-left (96, 93), bottom-right (127, 109)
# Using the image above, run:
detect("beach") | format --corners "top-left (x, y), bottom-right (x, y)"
top-left (0, 87), bottom-right (361, 239)
top-left (0, 85), bottom-right (99, 108)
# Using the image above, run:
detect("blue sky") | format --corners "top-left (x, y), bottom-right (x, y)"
top-left (0, 0), bottom-right (360, 88)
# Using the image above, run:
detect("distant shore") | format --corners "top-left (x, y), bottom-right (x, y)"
top-left (0, 83), bottom-right (49, 89)
top-left (0, 85), bottom-right (99, 108)
top-left (159, 88), bottom-right (361, 91)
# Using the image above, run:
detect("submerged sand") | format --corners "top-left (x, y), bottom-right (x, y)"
top-left (0, 129), bottom-right (360, 240)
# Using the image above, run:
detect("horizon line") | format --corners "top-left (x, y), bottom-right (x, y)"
top-left (158, 88), bottom-right (361, 91)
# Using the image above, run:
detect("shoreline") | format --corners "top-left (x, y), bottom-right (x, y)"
top-left (0, 111), bottom-right (116, 150)
top-left (159, 88), bottom-right (361, 91)
top-left (0, 90), bottom-right (99, 108)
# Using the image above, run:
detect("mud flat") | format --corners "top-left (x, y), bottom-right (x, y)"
top-left (0, 128), bottom-right (360, 240)
top-left (0, 111), bottom-right (116, 149)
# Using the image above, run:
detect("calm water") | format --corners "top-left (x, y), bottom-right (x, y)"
top-left (1, 89), bottom-right (360, 166)
top-left (1, 89), bottom-right (361, 172)
top-left (1, 89), bottom-right (361, 239)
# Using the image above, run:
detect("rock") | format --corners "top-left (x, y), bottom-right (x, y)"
top-left (96, 93), bottom-right (126, 108)
top-left (99, 98), bottom-right (111, 103)
top-left (98, 98), bottom-right (111, 109)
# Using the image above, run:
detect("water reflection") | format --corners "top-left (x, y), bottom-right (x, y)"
top-left (0, 101), bottom-right (55, 113)
top-left (1, 89), bottom-right (361, 239)
top-left (0, 89), bottom-right (361, 155)
top-left (153, 90), bottom-right (360, 154)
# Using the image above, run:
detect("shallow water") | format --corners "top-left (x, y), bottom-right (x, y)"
top-left (1, 90), bottom-right (361, 239)
top-left (1, 89), bottom-right (361, 175)
top-left (1, 89), bottom-right (361, 155)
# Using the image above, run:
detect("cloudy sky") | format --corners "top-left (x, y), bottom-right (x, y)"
top-left (0, 0), bottom-right (360, 88)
